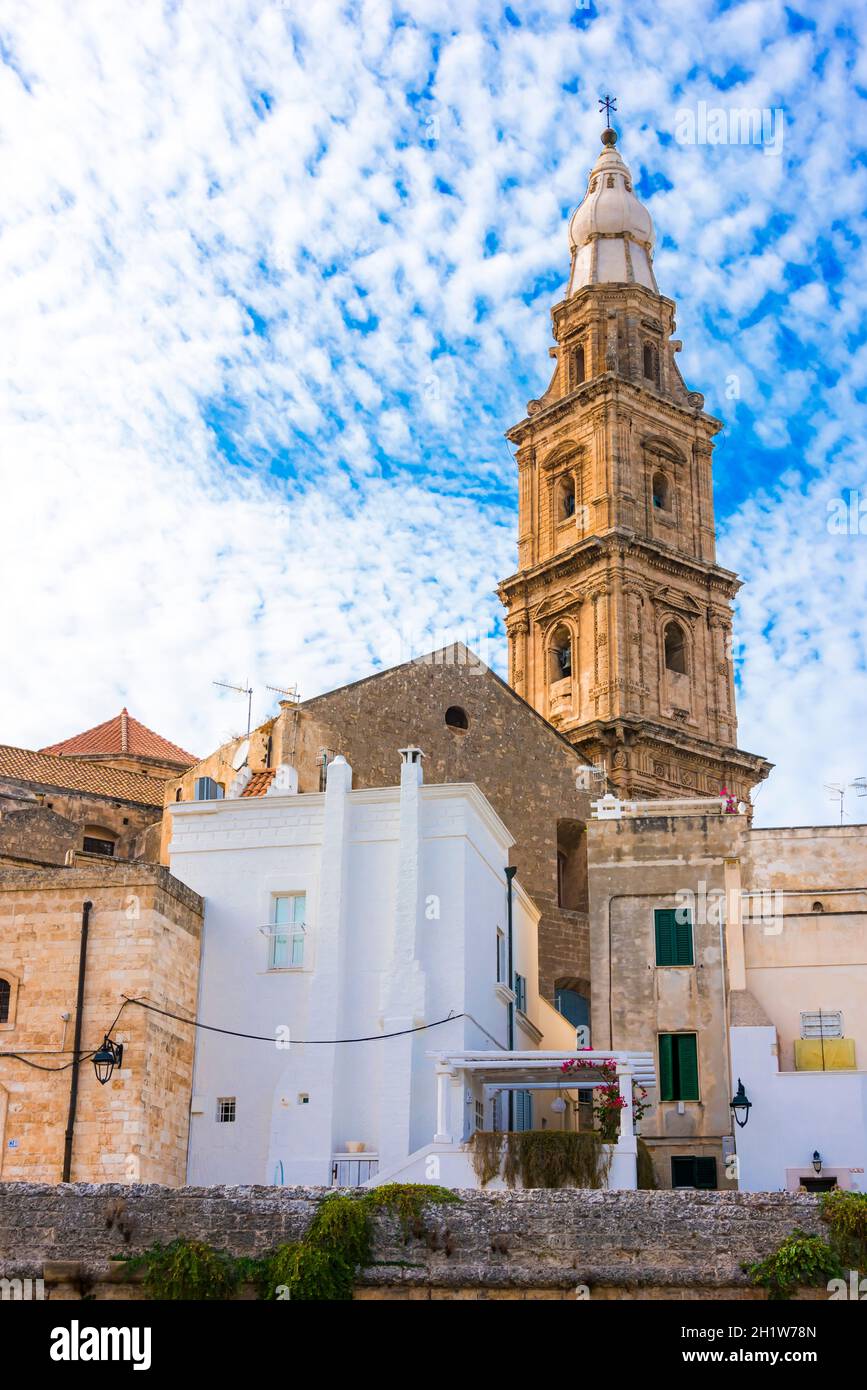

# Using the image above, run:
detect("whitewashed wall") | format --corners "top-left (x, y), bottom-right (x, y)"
top-left (170, 755), bottom-right (567, 1186)
top-left (730, 1025), bottom-right (867, 1192)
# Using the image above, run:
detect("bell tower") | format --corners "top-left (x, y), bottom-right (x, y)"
top-left (498, 124), bottom-right (771, 803)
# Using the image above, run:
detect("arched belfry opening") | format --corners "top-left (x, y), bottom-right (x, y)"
top-left (558, 475), bottom-right (576, 520)
top-left (652, 471), bottom-right (671, 511)
top-left (548, 625), bottom-right (573, 682)
top-left (643, 341), bottom-right (660, 385)
top-left (664, 621), bottom-right (687, 675)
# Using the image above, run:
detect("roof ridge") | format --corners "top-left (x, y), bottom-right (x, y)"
top-left (39, 709), bottom-right (197, 764)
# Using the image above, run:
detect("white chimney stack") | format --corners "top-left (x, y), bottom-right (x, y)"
top-left (398, 745), bottom-right (425, 787)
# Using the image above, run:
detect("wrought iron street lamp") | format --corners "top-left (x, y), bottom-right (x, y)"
top-left (729, 1078), bottom-right (752, 1128)
top-left (92, 1036), bottom-right (124, 1086)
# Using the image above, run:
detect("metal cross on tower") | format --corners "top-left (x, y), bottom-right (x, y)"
top-left (599, 93), bottom-right (617, 127)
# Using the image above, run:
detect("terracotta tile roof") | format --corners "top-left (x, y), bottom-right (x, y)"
top-left (40, 708), bottom-right (197, 765)
top-left (0, 745), bottom-right (168, 806)
top-left (241, 769), bottom-right (276, 797)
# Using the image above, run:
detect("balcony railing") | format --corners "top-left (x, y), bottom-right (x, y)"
top-left (331, 1153), bottom-right (379, 1187)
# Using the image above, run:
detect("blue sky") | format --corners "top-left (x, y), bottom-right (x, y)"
top-left (1, 0), bottom-right (866, 825)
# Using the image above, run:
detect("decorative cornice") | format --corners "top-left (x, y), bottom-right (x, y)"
top-left (569, 718), bottom-right (772, 775)
top-left (506, 373), bottom-right (722, 448)
top-left (499, 531), bottom-right (740, 600)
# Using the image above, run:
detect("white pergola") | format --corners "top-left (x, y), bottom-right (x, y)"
top-left (430, 1049), bottom-right (656, 1148)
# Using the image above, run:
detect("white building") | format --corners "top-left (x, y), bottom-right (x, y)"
top-left (730, 1015), bottom-right (867, 1194)
top-left (170, 748), bottom-right (588, 1188)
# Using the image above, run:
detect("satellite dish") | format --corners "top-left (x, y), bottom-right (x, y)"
top-left (231, 739), bottom-right (250, 771)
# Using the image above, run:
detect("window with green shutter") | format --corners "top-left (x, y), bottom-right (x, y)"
top-left (654, 908), bottom-right (693, 966)
top-left (671, 1156), bottom-right (717, 1189)
top-left (658, 1033), bottom-right (700, 1101)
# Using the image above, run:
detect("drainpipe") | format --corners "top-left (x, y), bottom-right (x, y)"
top-left (62, 900), bottom-right (92, 1183)
top-left (505, 866), bottom-right (517, 1131)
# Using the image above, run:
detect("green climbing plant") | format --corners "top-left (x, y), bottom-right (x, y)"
top-left (366, 1182), bottom-right (460, 1238)
top-left (820, 1189), bottom-right (867, 1269)
top-left (261, 1185), bottom-right (458, 1301)
top-left (744, 1229), bottom-right (843, 1301)
top-left (124, 1238), bottom-right (243, 1301)
top-left (128, 1184), bottom-right (461, 1302)
top-left (745, 1190), bottom-right (867, 1300)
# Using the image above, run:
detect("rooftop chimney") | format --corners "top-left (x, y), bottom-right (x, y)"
top-left (399, 746), bottom-right (425, 787)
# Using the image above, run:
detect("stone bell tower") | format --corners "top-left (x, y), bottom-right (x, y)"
top-left (497, 125), bottom-right (771, 803)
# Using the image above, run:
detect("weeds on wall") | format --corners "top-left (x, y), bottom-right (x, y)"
top-left (744, 1229), bottom-right (843, 1300)
top-left (125, 1184), bottom-right (460, 1301)
top-left (820, 1189), bottom-right (867, 1268)
top-left (745, 1191), bottom-right (867, 1299)
top-left (125, 1239), bottom-right (244, 1301)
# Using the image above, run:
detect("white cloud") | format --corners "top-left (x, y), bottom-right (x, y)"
top-left (0, 0), bottom-right (865, 829)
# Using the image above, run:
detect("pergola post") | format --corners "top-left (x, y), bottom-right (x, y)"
top-left (610, 1062), bottom-right (638, 1190)
top-left (617, 1063), bottom-right (634, 1140)
top-left (434, 1064), bottom-right (453, 1143)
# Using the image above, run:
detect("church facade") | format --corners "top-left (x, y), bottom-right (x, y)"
top-left (498, 128), bottom-right (771, 803)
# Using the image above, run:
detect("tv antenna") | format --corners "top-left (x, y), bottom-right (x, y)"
top-left (213, 679), bottom-right (253, 737)
top-left (824, 778), bottom-right (866, 824)
top-left (266, 683), bottom-right (300, 705)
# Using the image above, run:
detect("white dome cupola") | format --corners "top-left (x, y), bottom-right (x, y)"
top-left (567, 128), bottom-right (657, 294)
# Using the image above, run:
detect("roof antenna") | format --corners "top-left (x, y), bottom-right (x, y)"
top-left (213, 679), bottom-right (253, 738)
top-left (825, 776), bottom-right (867, 825)
top-left (266, 684), bottom-right (300, 704)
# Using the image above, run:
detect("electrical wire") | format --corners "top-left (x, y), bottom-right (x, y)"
top-left (121, 996), bottom-right (467, 1044)
top-left (0, 1000), bottom-right (133, 1071)
top-left (0, 994), bottom-right (484, 1070)
top-left (1, 1050), bottom-right (99, 1073)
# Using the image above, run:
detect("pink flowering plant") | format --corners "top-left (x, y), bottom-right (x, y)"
top-left (720, 785), bottom-right (738, 814)
top-left (561, 1051), bottom-right (651, 1142)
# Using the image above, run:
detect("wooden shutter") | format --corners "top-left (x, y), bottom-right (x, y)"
top-left (672, 1156), bottom-right (717, 1189)
top-left (694, 1157), bottom-right (717, 1189)
top-left (671, 1156), bottom-right (692, 1187)
top-left (655, 910), bottom-right (676, 965)
top-left (655, 908), bottom-right (693, 965)
top-left (658, 1033), bottom-right (675, 1101)
top-left (676, 1034), bottom-right (700, 1100)
top-left (675, 911), bottom-right (694, 966)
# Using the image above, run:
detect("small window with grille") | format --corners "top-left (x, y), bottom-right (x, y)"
top-left (216, 1097), bottom-right (236, 1123)
top-left (83, 836), bottom-right (115, 856)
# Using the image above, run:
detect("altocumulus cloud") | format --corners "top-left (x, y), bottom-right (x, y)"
top-left (0, 0), bottom-right (865, 825)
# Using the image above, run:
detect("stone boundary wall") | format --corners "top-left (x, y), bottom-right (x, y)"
top-left (0, 1184), bottom-right (825, 1299)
